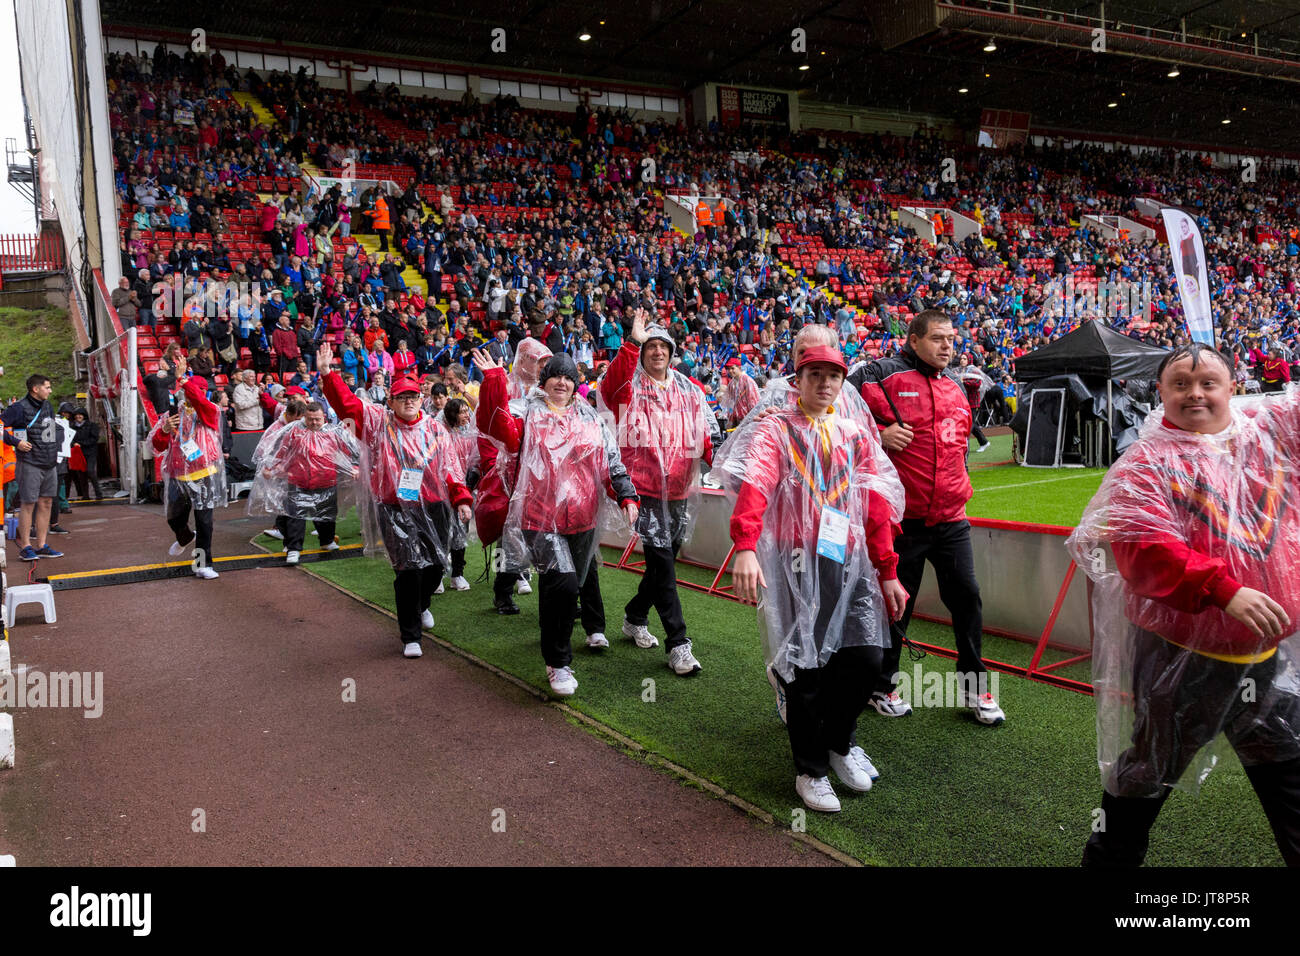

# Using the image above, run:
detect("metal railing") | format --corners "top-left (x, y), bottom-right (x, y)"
top-left (0, 233), bottom-right (64, 273)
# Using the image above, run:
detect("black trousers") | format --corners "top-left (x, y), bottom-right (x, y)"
top-left (1083, 630), bottom-right (1300, 866)
top-left (379, 501), bottom-right (452, 644)
top-left (880, 518), bottom-right (985, 695)
top-left (625, 497), bottom-right (689, 651)
top-left (774, 646), bottom-right (882, 778)
top-left (70, 467), bottom-right (103, 500)
top-left (283, 485), bottom-right (338, 552)
top-left (971, 422), bottom-right (987, 446)
top-left (394, 565), bottom-right (443, 643)
top-left (525, 529), bottom-right (605, 669)
top-left (493, 568), bottom-right (523, 601)
top-left (451, 547), bottom-right (466, 577)
top-left (166, 481), bottom-right (213, 562)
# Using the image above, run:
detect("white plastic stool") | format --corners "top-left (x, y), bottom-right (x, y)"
top-left (4, 584), bottom-right (56, 625)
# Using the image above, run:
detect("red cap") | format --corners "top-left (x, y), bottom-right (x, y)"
top-left (390, 376), bottom-right (421, 396)
top-left (284, 386), bottom-right (308, 398)
top-left (186, 375), bottom-right (208, 392)
top-left (795, 345), bottom-right (848, 374)
top-left (725, 358), bottom-right (742, 368)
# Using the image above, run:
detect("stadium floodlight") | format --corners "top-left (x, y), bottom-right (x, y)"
top-left (1167, 64), bottom-right (1180, 77)
top-left (579, 33), bottom-right (592, 41)
top-left (984, 38), bottom-right (997, 52)
top-left (1107, 102), bottom-right (1117, 108)
top-left (799, 64), bottom-right (810, 70)
top-left (1222, 118), bottom-right (1232, 124)
top-left (958, 87), bottom-right (969, 93)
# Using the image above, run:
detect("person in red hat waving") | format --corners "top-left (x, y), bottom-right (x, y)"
top-left (473, 346), bottom-right (639, 697)
top-left (318, 342), bottom-right (473, 658)
top-left (148, 373), bottom-right (226, 579)
top-left (715, 344), bottom-right (908, 813)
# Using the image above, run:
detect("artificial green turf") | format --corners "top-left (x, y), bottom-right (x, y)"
top-left (968, 460), bottom-right (1107, 527)
top-left (289, 518), bottom-right (1284, 867)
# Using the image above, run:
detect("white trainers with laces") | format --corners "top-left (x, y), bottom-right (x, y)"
top-left (585, 632), bottom-right (609, 650)
top-left (403, 641), bottom-right (423, 658)
top-left (622, 617), bottom-right (659, 648)
top-left (169, 540), bottom-right (187, 557)
top-left (421, 610), bottom-right (435, 630)
top-left (450, 576), bottom-right (471, 591)
top-left (434, 580), bottom-right (445, 595)
top-left (547, 665), bottom-right (578, 696)
top-left (847, 745), bottom-right (880, 781)
top-left (265, 528), bottom-right (283, 540)
top-left (667, 641), bottom-right (702, 675)
top-left (515, 576), bottom-right (532, 595)
top-left (286, 550), bottom-right (300, 565)
top-left (829, 749), bottom-right (874, 792)
top-left (975, 441), bottom-right (991, 453)
top-left (795, 775), bottom-right (841, 813)
top-left (194, 567), bottom-right (219, 580)
top-left (965, 690), bottom-right (1006, 725)
top-left (325, 541), bottom-right (341, 551)
top-left (767, 663), bottom-right (788, 725)
top-left (870, 690), bottom-right (913, 717)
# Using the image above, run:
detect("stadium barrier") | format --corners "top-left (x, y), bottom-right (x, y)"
top-left (601, 490), bottom-right (1092, 694)
top-left (0, 233), bottom-right (64, 274)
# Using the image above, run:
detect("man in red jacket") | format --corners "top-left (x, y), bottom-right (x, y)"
top-left (1069, 344), bottom-right (1300, 866)
top-left (150, 374), bottom-right (226, 579)
top-left (852, 309), bottom-right (1005, 725)
top-left (599, 309), bottom-right (719, 675)
top-left (318, 342), bottom-right (473, 658)
top-left (271, 314), bottom-right (300, 378)
top-left (725, 358), bottom-right (760, 429)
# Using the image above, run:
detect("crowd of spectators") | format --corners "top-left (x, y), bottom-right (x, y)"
top-left (103, 47), bottom-right (1300, 435)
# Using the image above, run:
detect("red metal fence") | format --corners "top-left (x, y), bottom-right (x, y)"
top-left (0, 233), bottom-right (65, 273)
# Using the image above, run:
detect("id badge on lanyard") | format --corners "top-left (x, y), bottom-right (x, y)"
top-left (398, 468), bottom-right (423, 501)
top-left (816, 505), bottom-right (849, 564)
top-left (181, 439), bottom-right (203, 462)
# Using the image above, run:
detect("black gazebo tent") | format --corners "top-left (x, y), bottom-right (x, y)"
top-left (1012, 321), bottom-right (1169, 466)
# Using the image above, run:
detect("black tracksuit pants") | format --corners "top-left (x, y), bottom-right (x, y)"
top-left (283, 485), bottom-right (338, 552)
top-left (624, 497), bottom-right (689, 652)
top-left (1083, 629), bottom-right (1300, 866)
top-left (879, 518), bottom-right (985, 695)
top-left (166, 480), bottom-right (213, 562)
top-left (525, 529), bottom-right (605, 669)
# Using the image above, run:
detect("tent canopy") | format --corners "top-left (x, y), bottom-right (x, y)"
top-left (1013, 321), bottom-right (1169, 383)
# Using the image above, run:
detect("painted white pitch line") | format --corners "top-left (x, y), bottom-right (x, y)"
top-left (976, 472), bottom-right (1102, 494)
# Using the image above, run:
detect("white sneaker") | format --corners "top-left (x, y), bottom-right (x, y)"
top-left (421, 610), bottom-right (435, 629)
top-left (450, 576), bottom-right (471, 591)
top-left (434, 580), bottom-right (445, 595)
top-left (311, 529), bottom-right (319, 536)
top-left (975, 441), bottom-right (991, 453)
top-left (547, 665), bottom-right (578, 696)
top-left (870, 690), bottom-right (913, 717)
top-left (622, 617), bottom-right (659, 648)
top-left (585, 632), bottom-right (609, 650)
top-left (965, 690), bottom-right (1006, 725)
top-left (829, 749), bottom-right (874, 792)
top-left (767, 663), bottom-right (788, 725)
top-left (168, 540), bottom-right (187, 557)
top-left (515, 576), bottom-right (532, 595)
top-left (795, 774), bottom-right (841, 813)
top-left (194, 567), bottom-right (219, 580)
top-left (667, 641), bottom-right (702, 675)
top-left (286, 550), bottom-right (300, 565)
top-left (325, 541), bottom-right (340, 551)
top-left (265, 528), bottom-right (283, 540)
top-left (848, 744), bottom-right (880, 782)
top-left (403, 641), bottom-right (423, 658)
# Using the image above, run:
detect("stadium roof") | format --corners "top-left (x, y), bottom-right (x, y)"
top-left (102, 0), bottom-right (1300, 150)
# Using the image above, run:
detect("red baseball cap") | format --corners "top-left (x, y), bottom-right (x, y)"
top-left (390, 376), bottom-right (421, 396)
top-left (284, 386), bottom-right (308, 398)
top-left (186, 375), bottom-right (208, 391)
top-left (725, 358), bottom-right (742, 368)
top-left (795, 345), bottom-right (848, 374)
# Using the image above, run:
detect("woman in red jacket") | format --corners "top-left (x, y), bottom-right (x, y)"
top-left (472, 347), bottom-right (639, 697)
top-left (716, 345), bottom-right (908, 813)
top-left (149, 375), bottom-right (226, 579)
top-left (318, 342), bottom-right (473, 658)
top-left (1069, 344), bottom-right (1300, 866)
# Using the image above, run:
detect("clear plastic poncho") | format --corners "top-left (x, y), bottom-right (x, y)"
top-left (1066, 394), bottom-right (1300, 797)
top-left (447, 422), bottom-right (480, 551)
top-left (595, 363), bottom-right (717, 549)
top-left (713, 401), bottom-right (906, 681)
top-left (951, 365), bottom-right (995, 408)
top-left (147, 402), bottom-right (227, 512)
top-left (351, 403), bottom-right (468, 572)
top-left (718, 374), bottom-right (905, 523)
top-left (507, 338), bottom-right (553, 400)
top-left (246, 419), bottom-right (361, 523)
top-left (502, 390), bottom-right (637, 576)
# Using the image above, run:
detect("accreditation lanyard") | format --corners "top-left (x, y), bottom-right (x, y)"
top-left (386, 415), bottom-right (433, 502)
top-left (178, 406), bottom-right (204, 462)
top-left (790, 405), bottom-right (852, 564)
